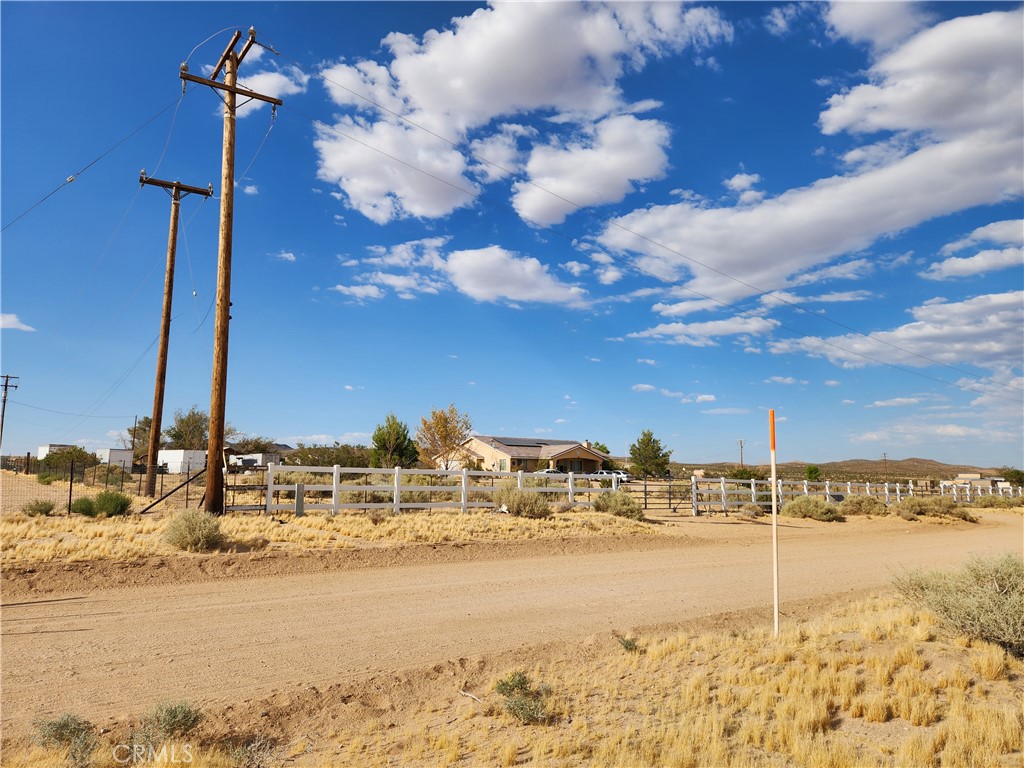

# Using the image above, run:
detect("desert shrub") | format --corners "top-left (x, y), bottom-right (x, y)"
top-left (891, 496), bottom-right (975, 522)
top-left (86, 464), bottom-right (130, 487)
top-left (34, 713), bottom-right (97, 768)
top-left (593, 490), bottom-right (644, 520)
top-left (71, 497), bottom-right (97, 517)
top-left (780, 496), bottom-right (843, 522)
top-left (494, 483), bottom-right (552, 519)
top-left (94, 490), bottom-right (132, 516)
top-left (894, 553), bottom-right (1024, 657)
top-left (737, 503), bottom-right (764, 518)
top-left (127, 701), bottom-right (204, 761)
top-left (970, 495), bottom-right (1021, 509)
top-left (164, 510), bottom-right (226, 552)
top-left (839, 495), bottom-right (887, 516)
top-left (495, 671), bottom-right (550, 724)
top-left (36, 472), bottom-right (58, 485)
top-left (22, 499), bottom-right (56, 517)
top-left (228, 734), bottom-right (277, 768)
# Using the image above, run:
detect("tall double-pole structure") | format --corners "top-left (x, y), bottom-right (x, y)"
top-left (139, 173), bottom-right (213, 497)
top-left (180, 27), bottom-right (282, 513)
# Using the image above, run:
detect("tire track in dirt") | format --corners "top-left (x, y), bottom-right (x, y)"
top-left (2, 512), bottom-right (1020, 738)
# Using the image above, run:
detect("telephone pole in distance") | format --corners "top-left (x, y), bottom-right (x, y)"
top-left (139, 173), bottom-right (213, 497)
top-left (0, 374), bottom-right (18, 455)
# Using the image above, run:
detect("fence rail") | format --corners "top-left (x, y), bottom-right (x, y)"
top-left (245, 464), bottom-right (623, 515)
top-left (691, 476), bottom-right (1023, 515)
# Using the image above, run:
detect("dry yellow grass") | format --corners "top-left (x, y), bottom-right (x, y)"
top-left (0, 508), bottom-right (654, 565)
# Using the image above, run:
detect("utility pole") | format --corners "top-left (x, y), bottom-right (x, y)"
top-left (883, 452), bottom-right (889, 483)
top-left (181, 28), bottom-right (282, 514)
top-left (737, 439), bottom-right (745, 468)
top-left (139, 173), bottom-right (213, 497)
top-left (0, 374), bottom-right (18, 455)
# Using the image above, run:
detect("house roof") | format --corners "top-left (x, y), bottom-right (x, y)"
top-left (470, 435), bottom-right (607, 460)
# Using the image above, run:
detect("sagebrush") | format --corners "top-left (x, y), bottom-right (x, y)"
top-left (495, 670), bottom-right (551, 724)
top-left (593, 490), bottom-right (644, 520)
top-left (839, 495), bottom-right (887, 516)
top-left (894, 553), bottom-right (1024, 657)
top-left (494, 483), bottom-right (552, 518)
top-left (890, 496), bottom-right (975, 522)
top-left (164, 510), bottom-right (226, 552)
top-left (22, 499), bottom-right (56, 516)
top-left (33, 713), bottom-right (96, 768)
top-left (781, 496), bottom-right (843, 522)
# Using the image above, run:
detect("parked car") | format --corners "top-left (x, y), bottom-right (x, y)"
top-left (535, 468), bottom-right (565, 474)
top-left (593, 469), bottom-right (631, 482)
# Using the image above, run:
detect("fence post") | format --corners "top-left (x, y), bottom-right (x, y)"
top-left (332, 465), bottom-right (341, 515)
top-left (67, 459), bottom-right (75, 514)
top-left (265, 463), bottom-right (275, 515)
top-left (865, 481), bottom-right (871, 499)
top-left (642, 477), bottom-right (647, 510)
top-left (568, 472), bottom-right (576, 505)
top-left (517, 470), bottom-right (524, 490)
top-left (884, 483), bottom-right (890, 505)
top-left (668, 475), bottom-right (673, 512)
top-left (691, 475), bottom-right (698, 516)
top-left (803, 479), bottom-right (809, 497)
top-left (294, 483), bottom-right (304, 516)
top-left (895, 483), bottom-right (902, 503)
top-left (185, 464), bottom-right (191, 508)
top-left (720, 477), bottom-right (728, 515)
top-left (461, 468), bottom-right (469, 513)
top-left (393, 467), bottom-right (401, 515)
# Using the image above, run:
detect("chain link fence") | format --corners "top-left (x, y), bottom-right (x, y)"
top-left (1, 456), bottom-right (207, 516)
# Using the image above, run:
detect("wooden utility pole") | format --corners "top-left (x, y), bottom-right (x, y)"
top-left (139, 173), bottom-right (213, 497)
top-left (0, 374), bottom-right (18, 455)
top-left (181, 28), bottom-right (282, 514)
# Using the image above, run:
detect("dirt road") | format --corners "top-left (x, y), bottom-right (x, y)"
top-left (2, 512), bottom-right (1020, 738)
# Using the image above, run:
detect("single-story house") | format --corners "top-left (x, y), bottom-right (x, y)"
top-left (458, 435), bottom-right (607, 474)
top-left (228, 452), bottom-right (282, 468)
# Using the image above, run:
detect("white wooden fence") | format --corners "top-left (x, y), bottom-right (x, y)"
top-left (691, 476), bottom-right (1022, 516)
top-left (246, 464), bottom-right (621, 515)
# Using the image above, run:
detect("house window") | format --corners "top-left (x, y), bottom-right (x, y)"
top-left (570, 460), bottom-right (583, 473)
top-left (500, 458), bottom-right (508, 471)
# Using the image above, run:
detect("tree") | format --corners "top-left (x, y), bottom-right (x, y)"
top-left (230, 435), bottom-right (277, 454)
top-left (731, 466), bottom-right (768, 481)
top-left (415, 404), bottom-right (472, 469)
top-left (370, 413), bottom-right (419, 468)
top-left (591, 441), bottom-right (614, 470)
top-left (628, 430), bottom-right (672, 478)
top-left (120, 416), bottom-right (158, 461)
top-left (41, 446), bottom-right (99, 471)
top-left (285, 442), bottom-right (370, 467)
top-left (163, 405), bottom-right (237, 450)
top-left (805, 464), bottom-right (821, 482)
top-left (999, 467), bottom-right (1024, 486)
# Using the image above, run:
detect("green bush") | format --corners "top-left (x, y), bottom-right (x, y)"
top-left (894, 553), bottom-right (1024, 657)
top-left (33, 713), bottom-right (97, 768)
top-left (838, 495), bottom-right (887, 516)
top-left (593, 490), bottom-right (644, 520)
top-left (71, 497), bottom-right (97, 517)
top-left (890, 496), bottom-right (975, 522)
top-left (494, 483), bottom-right (552, 519)
top-left (36, 472), bottom-right (57, 486)
top-left (94, 490), bottom-right (132, 516)
top-left (495, 671), bottom-right (550, 724)
top-left (22, 499), bottom-right (57, 516)
top-left (164, 510), bottom-right (226, 552)
top-left (780, 496), bottom-right (843, 522)
top-left (969, 495), bottom-right (1022, 509)
top-left (737, 503), bottom-right (765, 518)
top-left (128, 701), bottom-right (204, 760)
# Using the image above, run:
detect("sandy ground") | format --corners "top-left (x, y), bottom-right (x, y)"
top-left (1, 511), bottom-right (1021, 746)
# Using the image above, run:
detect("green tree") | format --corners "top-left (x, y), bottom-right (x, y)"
top-left (370, 413), bottom-right (419, 468)
top-left (415, 404), bottom-right (472, 469)
top-left (591, 441), bottom-right (610, 454)
top-left (121, 416), bottom-right (157, 461)
top-left (731, 466), bottom-right (768, 481)
top-left (230, 435), bottom-right (277, 454)
top-left (998, 467), bottom-right (1024, 486)
top-left (628, 430), bottom-right (672, 478)
top-left (805, 464), bottom-right (821, 482)
top-left (41, 446), bottom-right (99, 471)
top-left (285, 442), bottom-right (370, 467)
top-left (163, 405), bottom-right (237, 450)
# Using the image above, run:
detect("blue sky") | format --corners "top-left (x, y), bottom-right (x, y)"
top-left (2, 1), bottom-right (1022, 468)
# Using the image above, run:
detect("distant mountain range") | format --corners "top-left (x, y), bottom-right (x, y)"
top-left (670, 457), bottom-right (1007, 482)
